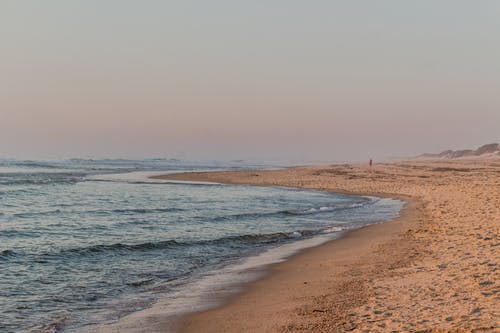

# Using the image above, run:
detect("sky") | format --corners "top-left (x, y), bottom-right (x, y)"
top-left (1, 1), bottom-right (499, 162)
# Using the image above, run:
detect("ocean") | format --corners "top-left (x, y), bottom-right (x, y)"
top-left (0, 159), bottom-right (403, 333)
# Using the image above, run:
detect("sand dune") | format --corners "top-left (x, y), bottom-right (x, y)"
top-left (418, 143), bottom-right (500, 159)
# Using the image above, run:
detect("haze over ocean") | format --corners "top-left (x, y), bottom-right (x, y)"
top-left (1, 1), bottom-right (499, 161)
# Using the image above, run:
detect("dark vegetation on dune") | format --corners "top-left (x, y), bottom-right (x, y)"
top-left (418, 143), bottom-right (500, 159)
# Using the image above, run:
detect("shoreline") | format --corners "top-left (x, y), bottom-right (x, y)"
top-left (153, 172), bottom-right (418, 333)
top-left (182, 200), bottom-right (419, 332)
top-left (153, 160), bottom-right (499, 332)
top-left (88, 182), bottom-right (403, 333)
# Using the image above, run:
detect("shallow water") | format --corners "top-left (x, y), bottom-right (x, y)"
top-left (0, 159), bottom-right (403, 333)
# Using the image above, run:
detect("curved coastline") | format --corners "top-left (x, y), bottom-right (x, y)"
top-left (93, 160), bottom-right (499, 332)
top-left (151, 169), bottom-right (417, 333)
top-left (87, 174), bottom-right (405, 333)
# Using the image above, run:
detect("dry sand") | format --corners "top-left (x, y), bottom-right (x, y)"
top-left (154, 159), bottom-right (499, 332)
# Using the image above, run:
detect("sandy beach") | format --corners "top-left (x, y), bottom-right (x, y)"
top-left (4, 2), bottom-right (500, 331)
top-left (154, 159), bottom-right (500, 332)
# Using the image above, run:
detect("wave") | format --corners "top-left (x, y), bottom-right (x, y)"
top-left (126, 278), bottom-right (155, 287)
top-left (0, 172), bottom-right (85, 186)
top-left (64, 240), bottom-right (182, 255)
top-left (0, 249), bottom-right (18, 259)
top-left (323, 226), bottom-right (345, 233)
top-left (106, 207), bottom-right (186, 214)
top-left (0, 160), bottom-right (67, 169)
top-left (0, 229), bottom-right (41, 238)
top-left (87, 207), bottom-right (186, 216)
top-left (8, 201), bottom-right (370, 221)
top-left (11, 207), bottom-right (186, 219)
top-left (209, 201), bottom-right (371, 223)
top-left (63, 231), bottom-right (316, 256)
top-left (13, 210), bottom-right (63, 218)
top-left (302, 202), bottom-right (368, 213)
top-left (2, 230), bottom-right (324, 262)
top-left (0, 178), bottom-right (81, 186)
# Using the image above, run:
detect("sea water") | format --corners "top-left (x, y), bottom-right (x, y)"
top-left (0, 159), bottom-right (403, 333)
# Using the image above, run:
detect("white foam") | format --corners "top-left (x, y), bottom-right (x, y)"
top-left (323, 226), bottom-right (344, 233)
top-left (86, 171), bottom-right (222, 185)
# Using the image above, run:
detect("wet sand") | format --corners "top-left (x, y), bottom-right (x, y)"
top-left (154, 159), bottom-right (499, 332)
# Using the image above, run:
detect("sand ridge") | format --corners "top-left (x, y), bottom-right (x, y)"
top-left (156, 160), bottom-right (499, 332)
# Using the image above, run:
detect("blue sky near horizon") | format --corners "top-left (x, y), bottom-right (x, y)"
top-left (1, 1), bottom-right (499, 162)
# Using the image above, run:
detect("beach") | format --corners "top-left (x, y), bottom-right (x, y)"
top-left (155, 159), bottom-right (500, 332)
top-left (4, 1), bottom-right (500, 332)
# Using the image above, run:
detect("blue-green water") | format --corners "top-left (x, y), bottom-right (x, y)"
top-left (0, 159), bottom-right (403, 333)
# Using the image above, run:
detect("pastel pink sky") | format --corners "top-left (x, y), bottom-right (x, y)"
top-left (1, 1), bottom-right (499, 162)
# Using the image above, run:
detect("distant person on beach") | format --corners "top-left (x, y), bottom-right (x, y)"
top-left (369, 159), bottom-right (373, 167)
